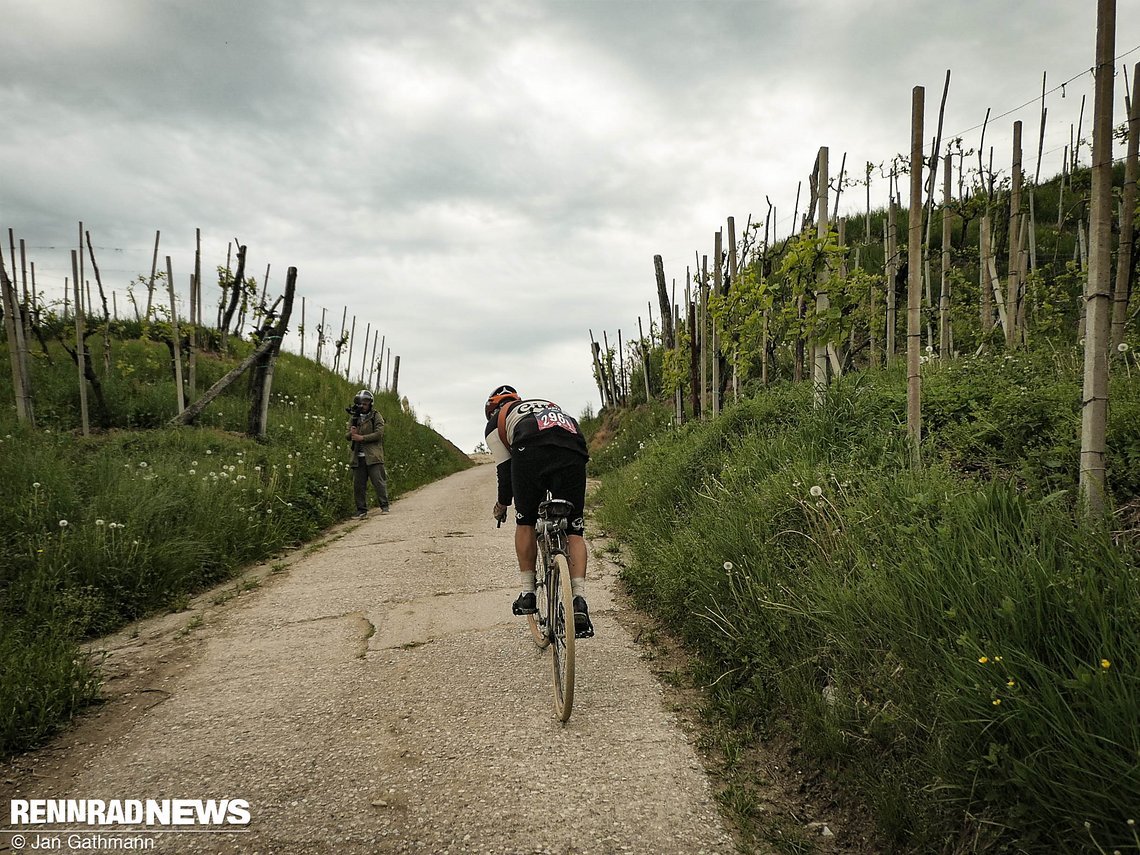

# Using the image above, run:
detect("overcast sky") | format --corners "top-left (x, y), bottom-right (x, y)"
top-left (2, 1), bottom-right (1138, 451)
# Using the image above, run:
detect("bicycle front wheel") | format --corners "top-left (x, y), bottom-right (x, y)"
top-left (550, 553), bottom-right (575, 721)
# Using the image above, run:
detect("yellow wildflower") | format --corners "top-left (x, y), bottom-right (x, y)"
top-left (992, 699), bottom-right (1001, 706)
top-left (1100, 659), bottom-right (1111, 669)
top-left (978, 656), bottom-right (989, 664)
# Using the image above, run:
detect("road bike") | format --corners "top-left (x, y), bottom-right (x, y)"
top-left (526, 492), bottom-right (579, 721)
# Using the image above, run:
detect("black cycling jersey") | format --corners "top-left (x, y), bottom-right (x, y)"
top-left (485, 399), bottom-right (588, 526)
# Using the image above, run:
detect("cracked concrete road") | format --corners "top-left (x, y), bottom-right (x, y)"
top-left (1, 461), bottom-right (736, 854)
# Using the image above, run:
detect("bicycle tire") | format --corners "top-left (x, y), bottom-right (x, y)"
top-left (527, 560), bottom-right (551, 649)
top-left (550, 552), bottom-right (575, 721)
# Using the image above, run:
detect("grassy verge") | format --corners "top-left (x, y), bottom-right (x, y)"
top-left (0, 339), bottom-right (470, 757)
top-left (592, 351), bottom-right (1140, 853)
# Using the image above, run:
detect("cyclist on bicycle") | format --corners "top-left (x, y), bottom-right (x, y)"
top-left (484, 384), bottom-right (593, 637)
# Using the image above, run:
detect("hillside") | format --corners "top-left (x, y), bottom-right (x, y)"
top-left (584, 352), bottom-right (1140, 854)
top-left (0, 333), bottom-right (471, 757)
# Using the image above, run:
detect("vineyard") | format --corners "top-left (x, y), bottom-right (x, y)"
top-left (585, 6), bottom-right (1140, 854)
top-left (0, 240), bottom-right (471, 759)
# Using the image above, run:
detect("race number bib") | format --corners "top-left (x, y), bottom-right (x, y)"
top-left (535, 407), bottom-right (577, 434)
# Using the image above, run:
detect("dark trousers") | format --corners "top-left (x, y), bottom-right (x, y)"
top-left (353, 461), bottom-right (389, 512)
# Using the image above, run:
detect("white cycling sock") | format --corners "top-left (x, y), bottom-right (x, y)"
top-left (520, 571), bottom-right (536, 594)
top-left (571, 577), bottom-right (587, 599)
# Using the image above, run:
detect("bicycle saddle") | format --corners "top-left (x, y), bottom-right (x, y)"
top-left (537, 498), bottom-right (575, 519)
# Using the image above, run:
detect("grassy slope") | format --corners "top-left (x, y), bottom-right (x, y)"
top-left (0, 337), bottom-right (470, 757)
top-left (588, 351), bottom-right (1140, 854)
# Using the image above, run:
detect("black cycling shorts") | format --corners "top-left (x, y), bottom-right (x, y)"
top-left (511, 443), bottom-right (587, 536)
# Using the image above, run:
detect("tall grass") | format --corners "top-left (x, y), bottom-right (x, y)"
top-left (0, 338), bottom-right (470, 757)
top-left (594, 353), bottom-right (1140, 852)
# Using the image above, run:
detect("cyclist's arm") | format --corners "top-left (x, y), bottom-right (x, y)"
top-left (485, 414), bottom-right (513, 507)
top-left (495, 459), bottom-right (513, 507)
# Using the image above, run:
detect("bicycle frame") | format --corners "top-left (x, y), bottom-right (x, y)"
top-left (530, 491), bottom-right (576, 721)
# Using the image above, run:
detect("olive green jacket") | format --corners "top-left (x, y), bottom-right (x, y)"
top-left (347, 409), bottom-right (385, 466)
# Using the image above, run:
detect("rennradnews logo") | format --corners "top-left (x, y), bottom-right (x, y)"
top-left (10, 799), bottom-right (251, 827)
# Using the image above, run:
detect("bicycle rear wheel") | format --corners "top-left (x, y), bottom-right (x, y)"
top-left (527, 564), bottom-right (551, 649)
top-left (550, 553), bottom-right (575, 721)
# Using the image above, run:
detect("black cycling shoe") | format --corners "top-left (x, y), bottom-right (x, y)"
top-left (573, 595), bottom-right (594, 638)
top-left (512, 592), bottom-right (538, 615)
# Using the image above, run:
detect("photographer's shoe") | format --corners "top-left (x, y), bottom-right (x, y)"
top-left (512, 592), bottom-right (538, 615)
top-left (355, 510), bottom-right (368, 520)
top-left (380, 506), bottom-right (390, 515)
top-left (573, 596), bottom-right (594, 638)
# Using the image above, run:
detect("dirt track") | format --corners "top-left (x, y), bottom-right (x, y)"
top-left (1, 462), bottom-right (738, 854)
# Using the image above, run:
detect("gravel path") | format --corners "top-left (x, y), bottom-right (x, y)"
top-left (2, 462), bottom-right (738, 854)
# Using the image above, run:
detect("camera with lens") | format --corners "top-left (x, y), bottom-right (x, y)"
top-left (345, 403), bottom-right (364, 427)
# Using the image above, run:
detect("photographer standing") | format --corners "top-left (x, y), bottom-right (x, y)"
top-left (346, 390), bottom-right (389, 519)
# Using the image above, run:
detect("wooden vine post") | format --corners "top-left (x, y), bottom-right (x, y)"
top-left (673, 306), bottom-right (683, 418)
top-left (727, 216), bottom-right (739, 404)
top-left (299, 296), bottom-right (306, 358)
top-left (618, 329), bottom-right (627, 405)
top-left (190, 228), bottom-right (201, 397)
top-left (688, 299), bottom-right (701, 420)
top-left (144, 231), bottom-right (160, 322)
top-left (346, 314), bottom-right (357, 380)
top-left (83, 231), bottom-right (112, 376)
top-left (316, 307), bottom-right (327, 365)
top-left (360, 322), bottom-right (371, 385)
top-left (699, 254), bottom-right (709, 416)
top-left (813, 146), bottom-right (830, 405)
top-left (367, 329), bottom-right (379, 388)
top-left (248, 267), bottom-right (297, 439)
top-left (1080, 0), bottom-right (1116, 516)
top-left (70, 251), bottom-right (89, 436)
top-left (653, 256), bottom-right (674, 350)
top-left (1111, 60), bottom-right (1139, 351)
top-left (588, 331), bottom-right (606, 408)
top-left (867, 165), bottom-right (878, 368)
top-left (907, 86), bottom-right (925, 460)
top-left (0, 247), bottom-right (31, 424)
top-left (165, 256), bottom-right (185, 414)
top-left (761, 201), bottom-right (772, 384)
top-left (334, 307), bottom-right (347, 372)
top-left (1006, 121), bottom-right (1024, 346)
top-left (885, 179), bottom-right (898, 364)
top-left (711, 230), bottom-right (722, 416)
top-left (170, 336), bottom-right (278, 427)
top-left (637, 316), bottom-right (651, 403)
top-left (220, 244), bottom-right (247, 350)
top-left (939, 154), bottom-right (952, 358)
